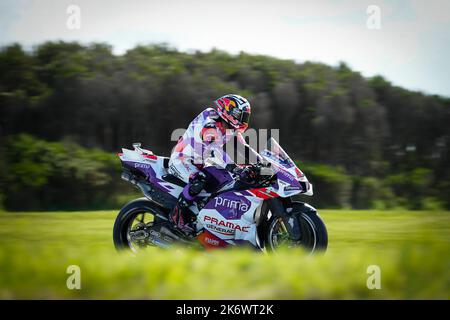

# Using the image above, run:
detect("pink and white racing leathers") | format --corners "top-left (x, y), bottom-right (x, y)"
top-left (168, 107), bottom-right (235, 183)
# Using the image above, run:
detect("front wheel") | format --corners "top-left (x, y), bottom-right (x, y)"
top-left (263, 203), bottom-right (328, 253)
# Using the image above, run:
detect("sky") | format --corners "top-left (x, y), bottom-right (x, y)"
top-left (1, 0), bottom-right (449, 97)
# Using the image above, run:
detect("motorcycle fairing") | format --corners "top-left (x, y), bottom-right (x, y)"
top-left (118, 147), bottom-right (183, 198)
top-left (196, 230), bottom-right (229, 249)
top-left (196, 190), bottom-right (264, 246)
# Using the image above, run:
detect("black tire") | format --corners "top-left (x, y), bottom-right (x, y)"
top-left (113, 197), bottom-right (167, 251)
top-left (262, 201), bottom-right (328, 253)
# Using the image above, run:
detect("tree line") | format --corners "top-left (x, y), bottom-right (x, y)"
top-left (0, 42), bottom-right (449, 210)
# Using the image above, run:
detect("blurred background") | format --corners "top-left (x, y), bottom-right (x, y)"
top-left (0, 0), bottom-right (449, 300)
top-left (0, 0), bottom-right (449, 211)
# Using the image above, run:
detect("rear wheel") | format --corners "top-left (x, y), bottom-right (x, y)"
top-left (113, 198), bottom-right (168, 251)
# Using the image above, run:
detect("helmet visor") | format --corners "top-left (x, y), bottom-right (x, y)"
top-left (240, 110), bottom-right (250, 126)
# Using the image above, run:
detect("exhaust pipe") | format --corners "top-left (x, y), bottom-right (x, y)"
top-left (121, 171), bottom-right (134, 183)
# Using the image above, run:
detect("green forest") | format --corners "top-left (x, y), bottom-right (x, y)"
top-left (0, 42), bottom-right (449, 211)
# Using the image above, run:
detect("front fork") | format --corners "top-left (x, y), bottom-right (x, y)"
top-left (266, 198), bottom-right (301, 241)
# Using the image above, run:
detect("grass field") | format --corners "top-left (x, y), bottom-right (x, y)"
top-left (0, 209), bottom-right (449, 299)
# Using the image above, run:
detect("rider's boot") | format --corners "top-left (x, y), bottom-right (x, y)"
top-left (169, 195), bottom-right (197, 237)
top-left (169, 172), bottom-right (207, 237)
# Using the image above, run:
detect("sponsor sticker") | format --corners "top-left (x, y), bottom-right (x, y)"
top-left (134, 163), bottom-right (151, 169)
top-left (204, 215), bottom-right (249, 236)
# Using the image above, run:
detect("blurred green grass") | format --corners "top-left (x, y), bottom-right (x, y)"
top-left (0, 210), bottom-right (449, 299)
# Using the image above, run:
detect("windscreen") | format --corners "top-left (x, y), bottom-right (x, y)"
top-left (260, 138), bottom-right (296, 170)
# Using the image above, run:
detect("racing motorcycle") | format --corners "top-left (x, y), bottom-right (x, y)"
top-left (113, 138), bottom-right (327, 253)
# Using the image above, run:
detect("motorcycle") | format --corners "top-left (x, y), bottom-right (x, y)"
top-left (113, 138), bottom-right (327, 253)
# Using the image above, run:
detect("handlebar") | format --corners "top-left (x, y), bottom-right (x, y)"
top-left (234, 162), bottom-right (274, 187)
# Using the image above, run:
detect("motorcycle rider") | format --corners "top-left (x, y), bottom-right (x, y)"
top-left (168, 94), bottom-right (253, 237)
